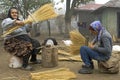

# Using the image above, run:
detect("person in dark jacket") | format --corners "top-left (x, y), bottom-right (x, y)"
top-left (78, 21), bottom-right (113, 74)
top-left (1, 7), bottom-right (41, 70)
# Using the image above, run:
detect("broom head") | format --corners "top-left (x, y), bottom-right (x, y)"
top-left (2, 3), bottom-right (58, 37)
top-left (69, 30), bottom-right (87, 55)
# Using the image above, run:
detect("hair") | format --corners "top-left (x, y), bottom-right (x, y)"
top-left (89, 26), bottom-right (95, 31)
top-left (7, 7), bottom-right (19, 20)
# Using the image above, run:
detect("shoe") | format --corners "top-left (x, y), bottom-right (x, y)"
top-left (82, 64), bottom-right (94, 69)
top-left (21, 65), bottom-right (33, 71)
top-left (30, 59), bottom-right (41, 64)
top-left (78, 65), bottom-right (93, 74)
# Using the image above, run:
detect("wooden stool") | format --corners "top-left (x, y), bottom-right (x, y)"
top-left (41, 46), bottom-right (58, 68)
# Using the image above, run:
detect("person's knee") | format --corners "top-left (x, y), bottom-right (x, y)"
top-left (32, 39), bottom-right (41, 48)
top-left (80, 46), bottom-right (88, 51)
top-left (80, 46), bottom-right (89, 54)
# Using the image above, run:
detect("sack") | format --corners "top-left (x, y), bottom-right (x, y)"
top-left (98, 53), bottom-right (120, 74)
top-left (9, 56), bottom-right (23, 68)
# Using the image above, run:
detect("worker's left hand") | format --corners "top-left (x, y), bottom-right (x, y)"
top-left (88, 43), bottom-right (95, 49)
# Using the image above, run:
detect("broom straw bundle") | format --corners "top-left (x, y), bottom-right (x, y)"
top-left (69, 30), bottom-right (87, 55)
top-left (2, 3), bottom-right (57, 37)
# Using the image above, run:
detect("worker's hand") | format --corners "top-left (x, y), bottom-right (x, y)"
top-left (15, 20), bottom-right (25, 26)
top-left (27, 15), bottom-right (33, 25)
top-left (29, 22), bottom-right (32, 25)
top-left (88, 42), bottom-right (95, 49)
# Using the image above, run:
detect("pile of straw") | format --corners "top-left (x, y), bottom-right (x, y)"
top-left (2, 3), bottom-right (57, 37)
top-left (69, 30), bottom-right (87, 55)
top-left (31, 68), bottom-right (76, 80)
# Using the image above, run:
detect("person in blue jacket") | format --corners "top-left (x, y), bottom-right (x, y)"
top-left (78, 21), bottom-right (113, 74)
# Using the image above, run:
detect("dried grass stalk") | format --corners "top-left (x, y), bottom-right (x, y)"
top-left (69, 30), bottom-right (86, 55)
top-left (30, 68), bottom-right (76, 80)
top-left (2, 3), bottom-right (57, 37)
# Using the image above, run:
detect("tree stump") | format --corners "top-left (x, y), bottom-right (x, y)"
top-left (41, 46), bottom-right (58, 68)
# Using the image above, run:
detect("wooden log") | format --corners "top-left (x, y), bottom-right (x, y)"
top-left (41, 46), bottom-right (58, 68)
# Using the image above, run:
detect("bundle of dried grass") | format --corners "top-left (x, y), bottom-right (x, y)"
top-left (30, 68), bottom-right (76, 80)
top-left (69, 30), bottom-right (87, 55)
top-left (2, 3), bottom-right (57, 37)
top-left (58, 55), bottom-right (82, 62)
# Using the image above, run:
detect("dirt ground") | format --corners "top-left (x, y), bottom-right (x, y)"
top-left (0, 34), bottom-right (120, 80)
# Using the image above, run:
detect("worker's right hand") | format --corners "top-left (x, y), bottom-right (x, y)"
top-left (15, 20), bottom-right (25, 26)
top-left (88, 42), bottom-right (95, 49)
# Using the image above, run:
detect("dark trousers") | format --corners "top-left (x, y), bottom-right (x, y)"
top-left (30, 48), bottom-right (40, 61)
top-left (22, 48), bottom-right (40, 67)
top-left (22, 54), bottom-right (30, 68)
top-left (80, 46), bottom-right (109, 66)
top-left (14, 34), bottom-right (40, 68)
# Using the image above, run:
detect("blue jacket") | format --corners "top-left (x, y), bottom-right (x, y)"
top-left (93, 29), bottom-right (113, 58)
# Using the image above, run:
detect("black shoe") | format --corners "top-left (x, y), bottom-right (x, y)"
top-left (21, 65), bottom-right (33, 71)
top-left (30, 59), bottom-right (41, 64)
top-left (82, 64), bottom-right (94, 69)
top-left (78, 65), bottom-right (93, 74)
